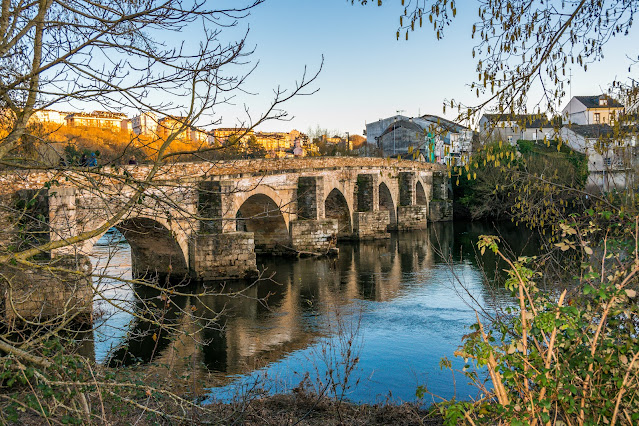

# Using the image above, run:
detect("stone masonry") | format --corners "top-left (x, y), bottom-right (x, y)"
top-left (1, 256), bottom-right (92, 322)
top-left (188, 233), bottom-right (257, 280)
top-left (353, 211), bottom-right (390, 239)
top-left (396, 205), bottom-right (428, 230)
top-left (290, 219), bottom-right (338, 254)
top-left (1, 158), bottom-right (451, 283)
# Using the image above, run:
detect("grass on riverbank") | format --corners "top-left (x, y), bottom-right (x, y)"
top-left (4, 386), bottom-right (444, 425)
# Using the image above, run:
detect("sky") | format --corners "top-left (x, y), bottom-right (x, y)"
top-left (58, 0), bottom-right (639, 136)
top-left (215, 0), bottom-right (639, 136)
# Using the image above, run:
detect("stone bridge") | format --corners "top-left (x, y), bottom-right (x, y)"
top-left (1, 158), bottom-right (451, 281)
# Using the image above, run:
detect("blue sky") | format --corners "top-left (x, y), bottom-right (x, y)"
top-left (62, 1), bottom-right (639, 136)
top-left (214, 0), bottom-right (638, 135)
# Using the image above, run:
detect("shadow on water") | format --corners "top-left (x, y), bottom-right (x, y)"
top-left (92, 221), bottom-right (537, 404)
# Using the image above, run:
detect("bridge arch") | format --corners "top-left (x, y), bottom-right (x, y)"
top-left (324, 188), bottom-right (352, 239)
top-left (378, 182), bottom-right (397, 230)
top-left (231, 186), bottom-right (290, 231)
top-left (235, 193), bottom-right (290, 254)
top-left (416, 180), bottom-right (428, 206)
top-left (87, 216), bottom-right (190, 279)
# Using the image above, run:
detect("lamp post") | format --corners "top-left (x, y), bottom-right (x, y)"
top-left (395, 110), bottom-right (405, 157)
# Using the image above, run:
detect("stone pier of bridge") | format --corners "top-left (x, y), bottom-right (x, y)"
top-left (186, 165), bottom-right (452, 280)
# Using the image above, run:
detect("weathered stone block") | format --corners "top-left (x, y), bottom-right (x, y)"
top-left (188, 232), bottom-right (258, 280)
top-left (1, 255), bottom-right (92, 322)
top-left (290, 219), bottom-right (337, 254)
top-left (397, 205), bottom-right (428, 230)
top-left (399, 172), bottom-right (416, 206)
top-left (355, 174), bottom-right (379, 212)
top-left (297, 176), bottom-right (324, 220)
top-left (429, 199), bottom-right (453, 222)
top-left (353, 211), bottom-right (390, 239)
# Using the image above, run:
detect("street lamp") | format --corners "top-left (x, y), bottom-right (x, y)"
top-left (395, 110), bottom-right (405, 157)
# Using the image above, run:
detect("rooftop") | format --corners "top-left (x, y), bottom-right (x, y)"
top-left (481, 113), bottom-right (560, 128)
top-left (574, 95), bottom-right (624, 109)
top-left (564, 124), bottom-right (615, 138)
top-left (419, 114), bottom-right (469, 132)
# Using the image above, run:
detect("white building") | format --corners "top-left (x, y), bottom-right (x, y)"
top-left (121, 118), bottom-right (133, 133)
top-left (561, 124), bottom-right (637, 193)
top-left (30, 109), bottom-right (67, 125)
top-left (478, 113), bottom-right (559, 144)
top-left (131, 112), bottom-right (158, 136)
top-left (368, 114), bottom-right (473, 164)
top-left (65, 111), bottom-right (128, 130)
top-left (562, 95), bottom-right (624, 125)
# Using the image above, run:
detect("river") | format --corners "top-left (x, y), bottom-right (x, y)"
top-left (89, 221), bottom-right (538, 406)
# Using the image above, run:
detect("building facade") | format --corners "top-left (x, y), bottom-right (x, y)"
top-left (478, 113), bottom-right (559, 144)
top-left (562, 95), bottom-right (624, 125)
top-left (131, 112), bottom-right (158, 136)
top-left (65, 111), bottom-right (128, 130)
top-left (30, 109), bottom-right (67, 125)
top-left (371, 114), bottom-right (472, 164)
top-left (561, 124), bottom-right (638, 193)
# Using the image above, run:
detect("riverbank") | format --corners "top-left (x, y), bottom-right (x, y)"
top-left (205, 393), bottom-right (443, 425)
top-left (5, 385), bottom-right (444, 425)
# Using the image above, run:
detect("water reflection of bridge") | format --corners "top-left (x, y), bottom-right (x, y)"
top-left (99, 225), bottom-right (457, 386)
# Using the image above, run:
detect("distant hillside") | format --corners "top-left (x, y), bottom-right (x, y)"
top-left (29, 123), bottom-right (210, 165)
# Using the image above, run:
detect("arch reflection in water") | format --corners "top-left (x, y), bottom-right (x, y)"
top-left (93, 222), bottom-right (528, 405)
top-left (91, 228), bottom-right (135, 363)
top-left (91, 224), bottom-right (189, 364)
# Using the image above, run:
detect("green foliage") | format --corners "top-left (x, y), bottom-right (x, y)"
top-left (442, 215), bottom-right (639, 424)
top-left (452, 140), bottom-right (589, 224)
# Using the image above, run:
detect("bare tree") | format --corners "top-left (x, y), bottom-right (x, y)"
top-left (0, 0), bottom-right (322, 422)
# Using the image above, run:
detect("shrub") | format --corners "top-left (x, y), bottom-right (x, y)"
top-left (440, 214), bottom-right (639, 425)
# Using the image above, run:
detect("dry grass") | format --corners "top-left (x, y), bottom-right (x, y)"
top-left (205, 392), bottom-right (444, 426)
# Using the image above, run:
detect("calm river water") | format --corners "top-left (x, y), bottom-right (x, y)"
top-left (90, 221), bottom-right (538, 406)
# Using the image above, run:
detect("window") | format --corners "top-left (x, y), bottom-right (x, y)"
top-left (604, 157), bottom-right (612, 167)
top-left (594, 113), bottom-right (600, 124)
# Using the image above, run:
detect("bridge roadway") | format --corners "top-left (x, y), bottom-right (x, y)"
top-left (0, 157), bottom-right (452, 281)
